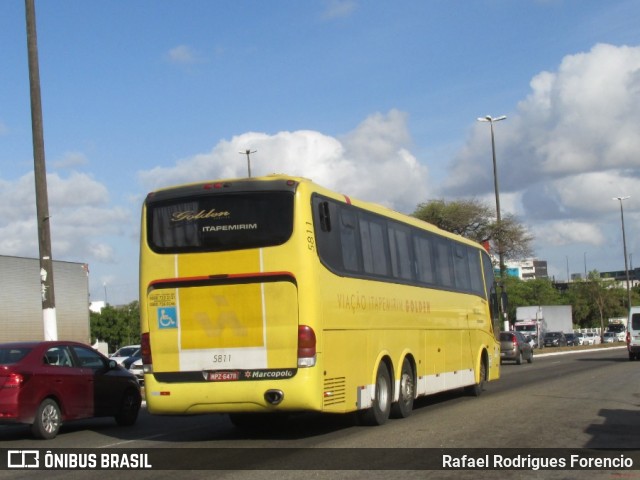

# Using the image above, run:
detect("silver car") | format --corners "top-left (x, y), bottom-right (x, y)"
top-left (500, 331), bottom-right (534, 365)
top-left (129, 358), bottom-right (144, 384)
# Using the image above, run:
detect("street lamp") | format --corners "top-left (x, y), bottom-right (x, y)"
top-left (477, 115), bottom-right (507, 277)
top-left (239, 149), bottom-right (257, 177)
top-left (613, 196), bottom-right (632, 310)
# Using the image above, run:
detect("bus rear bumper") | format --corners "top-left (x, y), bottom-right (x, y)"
top-left (143, 373), bottom-right (321, 415)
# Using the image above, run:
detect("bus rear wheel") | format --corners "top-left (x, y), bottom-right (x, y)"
top-left (391, 358), bottom-right (414, 419)
top-left (358, 362), bottom-right (392, 426)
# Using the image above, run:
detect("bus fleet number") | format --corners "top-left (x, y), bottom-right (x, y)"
top-left (306, 222), bottom-right (315, 251)
top-left (212, 354), bottom-right (231, 364)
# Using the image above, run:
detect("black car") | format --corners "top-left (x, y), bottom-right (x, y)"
top-left (500, 331), bottom-right (534, 365)
top-left (564, 333), bottom-right (578, 346)
top-left (543, 331), bottom-right (568, 347)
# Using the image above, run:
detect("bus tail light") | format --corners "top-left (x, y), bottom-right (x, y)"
top-left (141, 332), bottom-right (152, 365)
top-left (297, 325), bottom-right (316, 368)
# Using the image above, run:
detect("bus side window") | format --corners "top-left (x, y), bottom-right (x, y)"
top-left (359, 216), bottom-right (389, 276)
top-left (318, 201), bottom-right (332, 232)
top-left (413, 234), bottom-right (435, 284)
top-left (453, 244), bottom-right (471, 291)
top-left (388, 224), bottom-right (413, 280)
top-left (340, 209), bottom-right (359, 272)
top-left (434, 238), bottom-right (454, 288)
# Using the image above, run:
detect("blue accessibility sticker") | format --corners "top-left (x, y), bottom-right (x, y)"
top-left (157, 306), bottom-right (178, 329)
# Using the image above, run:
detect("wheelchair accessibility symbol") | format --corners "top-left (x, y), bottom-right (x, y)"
top-left (158, 307), bottom-right (178, 329)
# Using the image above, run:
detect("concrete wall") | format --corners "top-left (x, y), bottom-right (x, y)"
top-left (0, 255), bottom-right (90, 344)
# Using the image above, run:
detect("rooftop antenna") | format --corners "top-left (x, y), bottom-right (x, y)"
top-left (239, 149), bottom-right (257, 177)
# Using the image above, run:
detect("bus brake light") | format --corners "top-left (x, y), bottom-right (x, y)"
top-left (298, 325), bottom-right (316, 368)
top-left (141, 332), bottom-right (152, 365)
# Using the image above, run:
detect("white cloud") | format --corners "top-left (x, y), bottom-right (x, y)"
top-left (442, 43), bottom-right (640, 258)
top-left (53, 151), bottom-right (89, 169)
top-left (321, 0), bottom-right (358, 20)
top-left (445, 43), bottom-right (640, 202)
top-left (138, 109), bottom-right (429, 214)
top-left (534, 221), bottom-right (606, 248)
top-left (0, 171), bottom-right (132, 263)
top-left (166, 45), bottom-right (204, 65)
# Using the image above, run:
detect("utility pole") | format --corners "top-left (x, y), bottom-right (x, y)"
top-left (25, 0), bottom-right (57, 340)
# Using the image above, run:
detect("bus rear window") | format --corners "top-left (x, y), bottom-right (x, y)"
top-left (147, 192), bottom-right (294, 253)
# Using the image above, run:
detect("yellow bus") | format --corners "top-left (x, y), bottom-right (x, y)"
top-left (139, 175), bottom-right (501, 426)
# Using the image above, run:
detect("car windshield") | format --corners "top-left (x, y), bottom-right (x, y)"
top-left (0, 347), bottom-right (31, 364)
top-left (114, 347), bottom-right (138, 357)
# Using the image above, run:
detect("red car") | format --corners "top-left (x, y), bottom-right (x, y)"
top-left (0, 341), bottom-right (141, 439)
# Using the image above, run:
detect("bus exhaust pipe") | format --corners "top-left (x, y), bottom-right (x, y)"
top-left (264, 390), bottom-right (284, 405)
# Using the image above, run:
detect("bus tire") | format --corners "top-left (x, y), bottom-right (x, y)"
top-left (465, 356), bottom-right (486, 397)
top-left (391, 358), bottom-right (414, 419)
top-left (358, 362), bottom-right (392, 426)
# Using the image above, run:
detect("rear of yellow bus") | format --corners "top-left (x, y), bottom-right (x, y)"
top-left (139, 177), bottom-right (322, 417)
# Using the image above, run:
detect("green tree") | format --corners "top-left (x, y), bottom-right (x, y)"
top-left (501, 276), bottom-right (565, 323)
top-left (567, 272), bottom-right (633, 332)
top-left (412, 198), bottom-right (534, 261)
top-left (90, 301), bottom-right (140, 353)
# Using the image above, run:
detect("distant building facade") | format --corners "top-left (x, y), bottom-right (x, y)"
top-left (0, 255), bottom-right (90, 343)
top-left (600, 267), bottom-right (640, 289)
top-left (502, 259), bottom-right (549, 281)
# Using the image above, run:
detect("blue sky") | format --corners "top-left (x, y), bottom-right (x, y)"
top-left (1, 0), bottom-right (640, 305)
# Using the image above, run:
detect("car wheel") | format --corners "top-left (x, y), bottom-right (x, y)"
top-left (391, 358), bottom-right (414, 419)
top-left (357, 362), bottom-right (392, 426)
top-left (516, 351), bottom-right (523, 365)
top-left (115, 388), bottom-right (141, 426)
top-left (31, 398), bottom-right (61, 440)
top-left (527, 350), bottom-right (533, 363)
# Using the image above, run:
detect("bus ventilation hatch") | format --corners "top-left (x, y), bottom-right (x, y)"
top-left (323, 377), bottom-right (346, 407)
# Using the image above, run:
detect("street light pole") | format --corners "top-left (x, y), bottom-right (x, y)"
top-left (477, 115), bottom-right (507, 277)
top-left (239, 149), bottom-right (257, 177)
top-left (613, 196), bottom-right (632, 310)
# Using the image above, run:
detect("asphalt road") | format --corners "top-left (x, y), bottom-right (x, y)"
top-left (0, 345), bottom-right (637, 479)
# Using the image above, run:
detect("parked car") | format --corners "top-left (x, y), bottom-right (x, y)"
top-left (543, 331), bottom-right (567, 347)
top-left (585, 332), bottom-right (601, 345)
top-left (121, 349), bottom-right (141, 369)
top-left (574, 332), bottom-right (587, 345)
top-left (0, 341), bottom-right (141, 439)
top-left (500, 331), bottom-right (533, 365)
top-left (564, 333), bottom-right (578, 346)
top-left (129, 357), bottom-right (144, 384)
top-left (109, 344), bottom-right (141, 366)
top-left (579, 332), bottom-right (594, 345)
top-left (603, 332), bottom-right (617, 343)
